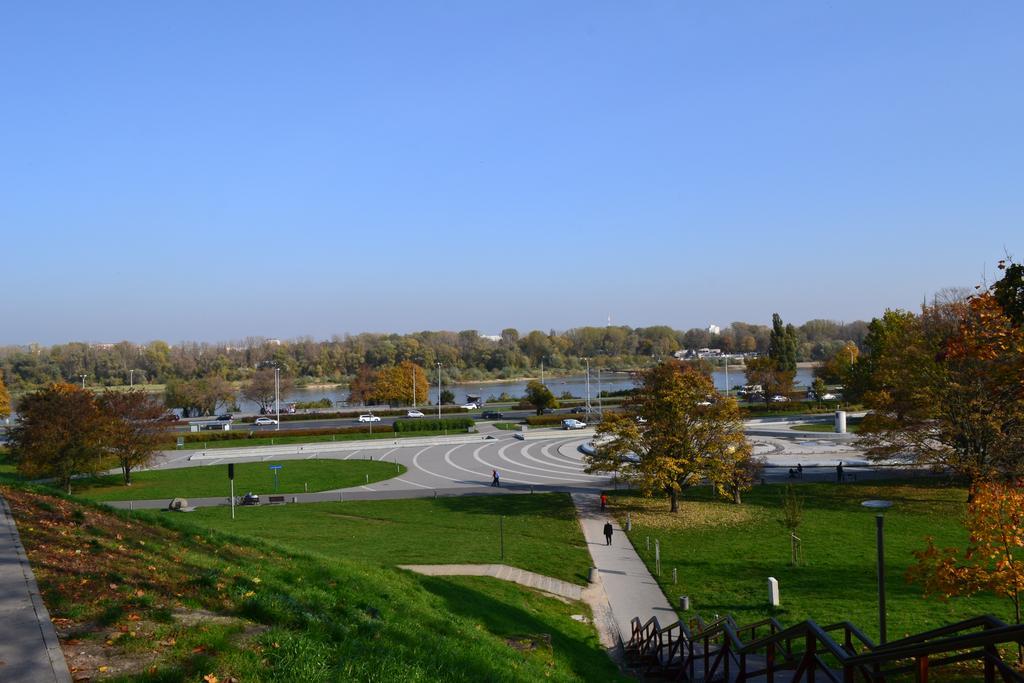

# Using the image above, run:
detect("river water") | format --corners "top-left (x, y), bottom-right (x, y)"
top-left (236, 367), bottom-right (815, 412)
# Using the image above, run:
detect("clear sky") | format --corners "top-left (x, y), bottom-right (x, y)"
top-left (2, 2), bottom-right (1021, 345)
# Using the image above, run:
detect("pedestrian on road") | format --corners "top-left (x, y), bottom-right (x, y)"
top-left (491, 469), bottom-right (500, 487)
top-left (600, 494), bottom-right (608, 510)
top-left (836, 461), bottom-right (844, 483)
top-left (797, 463), bottom-right (803, 478)
top-left (603, 521), bottom-right (613, 546)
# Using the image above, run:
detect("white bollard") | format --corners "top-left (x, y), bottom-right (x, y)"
top-left (835, 410), bottom-right (847, 434)
top-left (768, 577), bottom-right (780, 607)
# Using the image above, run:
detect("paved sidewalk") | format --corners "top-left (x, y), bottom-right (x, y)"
top-left (572, 493), bottom-right (677, 645)
top-left (398, 564), bottom-right (583, 600)
top-left (0, 496), bottom-right (72, 682)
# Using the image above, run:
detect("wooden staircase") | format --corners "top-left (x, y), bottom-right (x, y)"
top-left (624, 612), bottom-right (1024, 681)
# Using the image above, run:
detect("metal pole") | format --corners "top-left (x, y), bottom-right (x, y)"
top-left (230, 479), bottom-right (235, 520)
top-left (541, 360), bottom-right (544, 386)
top-left (130, 369), bottom-right (134, 387)
top-left (877, 513), bottom-right (887, 644)
top-left (81, 374), bottom-right (87, 388)
top-left (585, 358), bottom-right (591, 412)
top-left (725, 358), bottom-right (729, 397)
top-left (275, 367), bottom-right (280, 431)
top-left (597, 367), bottom-right (602, 417)
top-left (412, 366), bottom-right (416, 407)
top-left (437, 363), bottom-right (442, 419)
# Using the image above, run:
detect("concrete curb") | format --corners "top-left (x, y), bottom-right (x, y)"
top-left (0, 496), bottom-right (73, 683)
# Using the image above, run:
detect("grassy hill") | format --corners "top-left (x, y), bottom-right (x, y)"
top-left (3, 485), bottom-right (623, 682)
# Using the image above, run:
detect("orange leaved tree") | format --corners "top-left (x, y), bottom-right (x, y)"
top-left (907, 480), bottom-right (1024, 660)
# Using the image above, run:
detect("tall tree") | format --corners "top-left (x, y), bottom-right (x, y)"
top-left (9, 383), bottom-right (108, 493)
top-left (587, 362), bottom-right (749, 512)
top-left (814, 341), bottom-right (859, 385)
top-left (744, 355), bottom-right (792, 406)
top-left (98, 389), bottom-right (169, 485)
top-left (241, 368), bottom-right (293, 414)
top-left (0, 369), bottom-right (10, 419)
top-left (165, 377), bottom-right (235, 417)
top-left (347, 365), bottom-right (377, 405)
top-left (523, 380), bottom-right (558, 415)
top-left (768, 313), bottom-right (798, 372)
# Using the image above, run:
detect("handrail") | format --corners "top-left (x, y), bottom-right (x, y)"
top-left (625, 610), bottom-right (1024, 682)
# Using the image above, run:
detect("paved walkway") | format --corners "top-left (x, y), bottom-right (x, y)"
top-left (571, 493), bottom-right (676, 645)
top-left (398, 564), bottom-right (583, 600)
top-left (0, 496), bottom-right (72, 683)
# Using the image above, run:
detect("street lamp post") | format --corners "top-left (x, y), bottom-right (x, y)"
top-left (436, 363), bottom-right (442, 419)
top-left (80, 374), bottom-right (87, 389)
top-left (862, 499), bottom-right (893, 644)
top-left (274, 367), bottom-right (280, 431)
top-left (584, 358), bottom-right (591, 413)
top-left (412, 366), bottom-right (416, 408)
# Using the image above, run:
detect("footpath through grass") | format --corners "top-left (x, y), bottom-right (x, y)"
top-left (170, 493), bottom-right (593, 585)
top-left (4, 485), bottom-right (623, 681)
top-left (609, 480), bottom-right (1008, 641)
top-left (74, 460), bottom-right (405, 502)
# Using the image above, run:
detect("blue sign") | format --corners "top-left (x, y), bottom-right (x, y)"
top-left (269, 465), bottom-right (282, 470)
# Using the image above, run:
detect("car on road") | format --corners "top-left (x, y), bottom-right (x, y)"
top-left (461, 402), bottom-right (478, 410)
top-left (570, 407), bottom-right (589, 414)
top-left (216, 414), bottom-right (233, 421)
top-left (254, 417), bottom-right (278, 426)
top-left (481, 410), bottom-right (503, 419)
top-left (406, 409), bottom-right (425, 418)
top-left (770, 395), bottom-right (790, 402)
top-left (562, 418), bottom-right (587, 430)
top-left (821, 393), bottom-right (837, 401)
top-left (357, 414), bottom-right (381, 423)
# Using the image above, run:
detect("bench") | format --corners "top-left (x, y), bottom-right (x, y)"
top-left (268, 495), bottom-right (286, 504)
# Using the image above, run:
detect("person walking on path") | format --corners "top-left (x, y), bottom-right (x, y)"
top-left (491, 469), bottom-right (500, 487)
top-left (603, 521), bottom-right (614, 545)
top-left (836, 461), bottom-right (844, 483)
top-left (600, 494), bottom-right (608, 510)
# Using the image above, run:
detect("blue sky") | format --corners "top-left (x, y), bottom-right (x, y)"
top-left (2, 2), bottom-right (1021, 345)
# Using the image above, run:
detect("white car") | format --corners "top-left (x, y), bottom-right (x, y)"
top-left (406, 410), bottom-right (425, 418)
top-left (254, 417), bottom-right (278, 426)
top-left (771, 395), bottom-right (790, 402)
top-left (821, 393), bottom-right (837, 401)
top-left (562, 419), bottom-right (587, 430)
top-left (358, 414), bottom-right (381, 423)
top-left (461, 402), bottom-right (478, 410)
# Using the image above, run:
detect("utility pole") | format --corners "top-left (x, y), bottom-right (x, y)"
top-left (274, 367), bottom-right (280, 431)
top-left (412, 366), bottom-right (416, 407)
top-left (584, 358), bottom-right (591, 413)
top-left (436, 363), bottom-right (442, 419)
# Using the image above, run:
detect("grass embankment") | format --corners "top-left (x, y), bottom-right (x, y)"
top-left (74, 460), bottom-right (404, 502)
top-left (178, 428), bottom-right (469, 450)
top-left (4, 486), bottom-right (623, 681)
top-left (609, 480), bottom-right (1007, 640)
top-left (169, 493), bottom-right (593, 586)
top-left (790, 422), bottom-right (862, 433)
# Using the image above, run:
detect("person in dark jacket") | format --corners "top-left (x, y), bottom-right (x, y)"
top-left (603, 521), bottom-right (613, 546)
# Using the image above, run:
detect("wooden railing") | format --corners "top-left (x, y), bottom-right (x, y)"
top-left (625, 612), bottom-right (1024, 682)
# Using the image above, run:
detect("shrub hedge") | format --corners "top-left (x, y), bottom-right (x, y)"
top-left (393, 418), bottom-right (475, 433)
top-left (176, 424), bottom-right (392, 444)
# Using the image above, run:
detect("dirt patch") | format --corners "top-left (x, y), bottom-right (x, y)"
top-left (506, 633), bottom-right (552, 652)
top-left (613, 495), bottom-right (764, 531)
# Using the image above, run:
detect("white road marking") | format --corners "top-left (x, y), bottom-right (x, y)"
top-left (412, 446), bottom-right (463, 483)
top-left (378, 448), bottom-right (397, 462)
top-left (393, 477), bottom-right (434, 489)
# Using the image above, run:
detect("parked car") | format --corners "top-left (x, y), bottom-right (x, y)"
top-left (821, 393), bottom-right (837, 401)
top-left (481, 411), bottom-right (503, 419)
top-left (358, 414), bottom-right (381, 423)
top-left (461, 402), bottom-right (478, 410)
top-left (254, 417), bottom-right (278, 426)
top-left (562, 419), bottom-right (587, 430)
top-left (770, 395), bottom-right (790, 402)
top-left (406, 409), bottom-right (425, 418)
top-left (241, 492), bottom-right (260, 506)
top-left (216, 414), bottom-right (233, 421)
top-left (570, 407), bottom-right (589, 414)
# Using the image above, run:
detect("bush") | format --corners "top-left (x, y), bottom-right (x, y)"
top-left (175, 424), bottom-right (394, 444)
top-left (239, 405), bottom-right (467, 423)
top-left (525, 414), bottom-right (572, 426)
top-left (393, 418), bottom-right (474, 433)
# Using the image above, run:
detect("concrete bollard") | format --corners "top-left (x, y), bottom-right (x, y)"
top-left (588, 567), bottom-right (599, 583)
top-left (679, 596), bottom-right (690, 611)
top-left (835, 410), bottom-right (847, 434)
top-left (768, 577), bottom-right (780, 607)
top-left (292, 496), bottom-right (297, 503)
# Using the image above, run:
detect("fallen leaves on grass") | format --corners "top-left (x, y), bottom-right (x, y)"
top-left (614, 494), bottom-right (764, 531)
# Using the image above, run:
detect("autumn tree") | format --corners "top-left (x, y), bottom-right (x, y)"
top-left (98, 389), bottom-right (169, 485)
top-left (0, 369), bottom-right (10, 419)
top-left (164, 377), bottom-right (235, 417)
top-left (9, 383), bottom-right (108, 493)
top-left (439, 389), bottom-right (455, 405)
top-left (523, 380), bottom-right (558, 415)
top-left (908, 480), bottom-right (1024, 659)
top-left (241, 368), bottom-right (293, 414)
top-left (347, 365), bottom-right (377, 405)
top-left (857, 286), bottom-right (1024, 482)
top-left (587, 362), bottom-right (750, 512)
top-left (373, 361), bottom-right (430, 405)
top-left (744, 355), bottom-right (792, 406)
top-left (814, 341), bottom-right (859, 385)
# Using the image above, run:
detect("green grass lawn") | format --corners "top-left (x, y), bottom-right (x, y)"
top-left (164, 493), bottom-right (593, 585)
top-left (74, 460), bottom-right (405, 501)
top-left (8, 486), bottom-right (618, 682)
top-left (608, 480), bottom-right (1007, 642)
top-left (493, 422), bottom-right (520, 430)
top-left (177, 428), bottom-right (469, 450)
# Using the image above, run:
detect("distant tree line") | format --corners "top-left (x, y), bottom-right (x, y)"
top-left (0, 320), bottom-right (869, 396)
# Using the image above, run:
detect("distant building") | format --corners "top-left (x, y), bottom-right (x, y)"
top-left (707, 324), bottom-right (721, 335)
top-left (479, 334), bottom-right (502, 342)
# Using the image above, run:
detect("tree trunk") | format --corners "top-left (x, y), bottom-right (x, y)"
top-left (733, 486), bottom-right (742, 505)
top-left (669, 488), bottom-right (679, 513)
